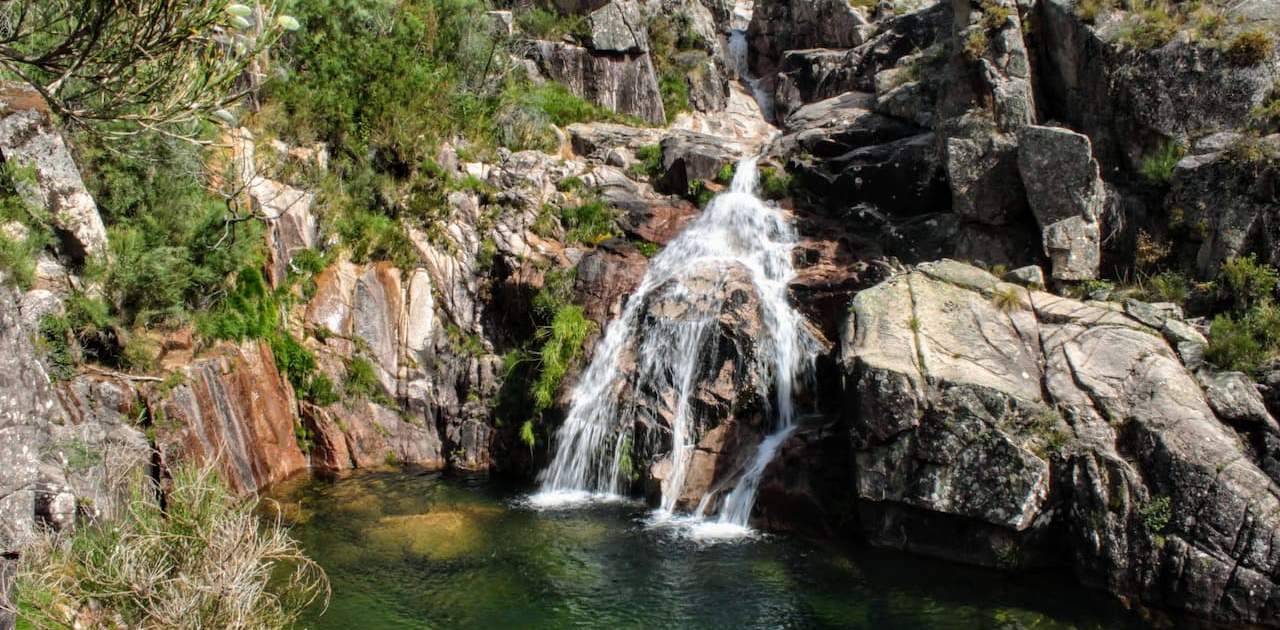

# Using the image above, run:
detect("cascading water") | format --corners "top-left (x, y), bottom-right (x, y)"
top-left (531, 156), bottom-right (817, 533)
top-left (728, 29), bottom-right (775, 122)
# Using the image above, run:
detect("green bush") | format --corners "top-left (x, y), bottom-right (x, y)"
top-left (14, 463), bottom-right (327, 628)
top-left (759, 166), bottom-right (793, 201)
top-left (1206, 302), bottom-right (1280, 373)
top-left (1219, 254), bottom-right (1278, 311)
top-left (514, 8), bottom-right (586, 41)
top-left (346, 356), bottom-right (393, 406)
top-left (560, 200), bottom-right (617, 245)
top-left (1139, 141), bottom-right (1185, 185)
top-left (531, 305), bottom-right (595, 410)
top-left (1146, 270), bottom-right (1191, 304)
top-left (658, 70), bottom-right (690, 122)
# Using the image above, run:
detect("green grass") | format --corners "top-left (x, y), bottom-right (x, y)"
top-left (346, 356), bottom-right (394, 406)
top-left (1139, 141), bottom-right (1185, 184)
top-left (560, 200), bottom-right (617, 245)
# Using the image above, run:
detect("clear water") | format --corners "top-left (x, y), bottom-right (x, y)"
top-left (271, 470), bottom-right (1156, 630)
top-left (535, 158), bottom-right (818, 530)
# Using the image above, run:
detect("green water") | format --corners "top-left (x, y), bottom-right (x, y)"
top-left (269, 470), bottom-right (1154, 629)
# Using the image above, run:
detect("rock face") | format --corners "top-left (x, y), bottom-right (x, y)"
top-left (1016, 125), bottom-right (1106, 281)
top-left (1169, 135), bottom-right (1280, 278)
top-left (0, 282), bottom-right (149, 630)
top-left (1035, 0), bottom-right (1279, 169)
top-left (530, 41), bottom-right (666, 124)
top-left (838, 261), bottom-right (1280, 625)
top-left (586, 1), bottom-right (648, 53)
top-left (0, 83), bottom-right (109, 262)
top-left (155, 341), bottom-right (309, 494)
top-left (631, 264), bottom-right (770, 509)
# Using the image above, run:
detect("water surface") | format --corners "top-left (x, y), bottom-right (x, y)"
top-left (268, 470), bottom-right (1156, 629)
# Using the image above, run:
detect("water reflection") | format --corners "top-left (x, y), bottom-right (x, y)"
top-left (266, 470), bottom-right (1155, 630)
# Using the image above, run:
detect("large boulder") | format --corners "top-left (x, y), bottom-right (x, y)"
top-left (840, 260), bottom-right (1280, 625)
top-left (656, 130), bottom-right (743, 195)
top-left (0, 83), bottom-right (108, 263)
top-left (1016, 125), bottom-right (1106, 280)
top-left (585, 0), bottom-right (648, 53)
top-left (529, 41), bottom-right (666, 124)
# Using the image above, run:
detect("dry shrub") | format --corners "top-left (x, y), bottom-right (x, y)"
top-left (8, 463), bottom-right (328, 629)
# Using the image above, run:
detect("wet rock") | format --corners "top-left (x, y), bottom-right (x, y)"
top-left (1016, 125), bottom-right (1106, 280)
top-left (0, 83), bottom-right (108, 262)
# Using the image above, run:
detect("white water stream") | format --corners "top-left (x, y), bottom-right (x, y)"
top-left (530, 158), bottom-right (816, 537)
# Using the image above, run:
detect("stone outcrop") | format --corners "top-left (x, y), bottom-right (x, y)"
top-left (0, 83), bottom-right (109, 262)
top-left (585, 1), bottom-right (648, 53)
top-left (1168, 135), bottom-right (1280, 278)
top-left (154, 341), bottom-right (308, 494)
top-left (530, 41), bottom-right (666, 124)
top-left (1036, 0), bottom-right (1279, 169)
top-left (838, 260), bottom-right (1280, 625)
top-left (1, 282), bottom-right (150, 629)
top-left (1016, 125), bottom-right (1106, 280)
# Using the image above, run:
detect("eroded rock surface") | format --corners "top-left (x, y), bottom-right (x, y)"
top-left (838, 261), bottom-right (1280, 625)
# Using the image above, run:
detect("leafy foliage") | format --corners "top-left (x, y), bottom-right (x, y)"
top-left (1219, 254), bottom-right (1278, 311)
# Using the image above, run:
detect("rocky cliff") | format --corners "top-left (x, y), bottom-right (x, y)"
top-left (5, 0), bottom-right (1280, 626)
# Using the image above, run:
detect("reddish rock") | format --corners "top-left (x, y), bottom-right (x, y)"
top-left (154, 341), bottom-right (307, 495)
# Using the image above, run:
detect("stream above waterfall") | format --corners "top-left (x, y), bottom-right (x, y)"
top-left (269, 470), bottom-right (1156, 629)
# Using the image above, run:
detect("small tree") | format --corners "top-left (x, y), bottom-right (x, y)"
top-left (0, 0), bottom-right (299, 141)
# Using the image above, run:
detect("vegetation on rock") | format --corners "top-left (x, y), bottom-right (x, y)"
top-left (11, 464), bottom-right (328, 628)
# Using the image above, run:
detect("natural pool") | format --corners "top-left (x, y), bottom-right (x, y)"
top-left (266, 470), bottom-right (1157, 629)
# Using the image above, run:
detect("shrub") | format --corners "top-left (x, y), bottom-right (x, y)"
top-left (1206, 303), bottom-right (1280, 374)
top-left (1146, 270), bottom-right (1191, 304)
top-left (1225, 30), bottom-right (1274, 67)
top-left (1138, 495), bottom-right (1172, 534)
top-left (12, 463), bottom-right (328, 628)
top-left (759, 166), bottom-right (792, 200)
top-left (560, 200), bottom-right (617, 245)
top-left (532, 305), bottom-right (595, 410)
top-left (658, 70), bottom-right (691, 122)
top-left (1139, 141), bottom-right (1184, 184)
top-left (514, 8), bottom-right (587, 41)
top-left (963, 29), bottom-right (989, 60)
top-left (346, 356), bottom-right (393, 406)
top-left (334, 209), bottom-right (419, 270)
top-left (1219, 254), bottom-right (1278, 311)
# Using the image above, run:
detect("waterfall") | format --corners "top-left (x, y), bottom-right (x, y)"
top-left (531, 157), bottom-right (816, 532)
top-left (728, 29), bottom-right (775, 123)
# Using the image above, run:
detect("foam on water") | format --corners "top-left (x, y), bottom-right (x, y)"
top-left (532, 155), bottom-right (817, 531)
